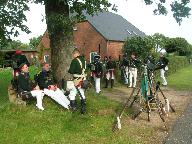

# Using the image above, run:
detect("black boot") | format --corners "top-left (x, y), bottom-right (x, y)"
top-left (81, 99), bottom-right (86, 114)
top-left (104, 79), bottom-right (109, 88)
top-left (111, 79), bottom-right (114, 88)
top-left (70, 100), bottom-right (77, 111)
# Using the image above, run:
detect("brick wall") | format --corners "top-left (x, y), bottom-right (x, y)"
top-left (107, 41), bottom-right (124, 60)
top-left (37, 31), bottom-right (51, 63)
top-left (74, 21), bottom-right (107, 61)
top-left (37, 21), bottom-right (125, 62)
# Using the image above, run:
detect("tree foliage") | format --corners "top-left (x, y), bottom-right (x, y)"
top-left (164, 37), bottom-right (191, 55)
top-left (29, 35), bottom-right (42, 49)
top-left (151, 33), bottom-right (168, 52)
top-left (1, 0), bottom-right (192, 80)
top-left (0, 51), bottom-right (5, 66)
top-left (123, 36), bottom-right (155, 60)
top-left (0, 0), bottom-right (30, 45)
top-left (1, 40), bottom-right (29, 50)
top-left (144, 0), bottom-right (191, 25)
top-left (0, 0), bottom-right (191, 45)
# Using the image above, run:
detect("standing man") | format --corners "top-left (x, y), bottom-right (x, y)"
top-left (157, 52), bottom-right (169, 86)
top-left (17, 63), bottom-right (45, 110)
top-left (36, 63), bottom-right (70, 109)
top-left (120, 53), bottom-right (129, 85)
top-left (105, 56), bottom-right (116, 88)
top-left (128, 52), bottom-right (140, 88)
top-left (91, 55), bottom-right (103, 94)
top-left (103, 56), bottom-right (108, 88)
top-left (68, 49), bottom-right (87, 114)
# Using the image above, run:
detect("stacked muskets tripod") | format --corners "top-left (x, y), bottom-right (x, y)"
top-left (113, 58), bottom-right (175, 132)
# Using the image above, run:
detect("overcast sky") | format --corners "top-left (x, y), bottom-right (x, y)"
top-left (13, 0), bottom-right (192, 44)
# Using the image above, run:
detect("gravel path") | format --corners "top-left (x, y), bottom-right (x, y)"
top-left (165, 100), bottom-right (192, 144)
top-left (103, 86), bottom-right (192, 144)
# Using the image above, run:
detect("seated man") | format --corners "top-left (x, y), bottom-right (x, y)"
top-left (17, 63), bottom-right (44, 110)
top-left (12, 50), bottom-right (30, 77)
top-left (11, 50), bottom-right (30, 90)
top-left (36, 63), bottom-right (70, 109)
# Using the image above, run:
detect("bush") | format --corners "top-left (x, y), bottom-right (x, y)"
top-left (0, 51), bottom-right (5, 67)
top-left (167, 55), bottom-right (189, 75)
top-left (123, 36), bottom-right (154, 59)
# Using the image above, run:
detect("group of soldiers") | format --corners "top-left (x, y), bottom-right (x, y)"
top-left (89, 51), bottom-right (169, 93)
top-left (89, 52), bottom-right (142, 93)
top-left (11, 49), bottom-right (169, 115)
top-left (12, 49), bottom-right (86, 114)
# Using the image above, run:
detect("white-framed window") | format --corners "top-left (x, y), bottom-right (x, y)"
top-left (132, 31), bottom-right (138, 35)
top-left (73, 26), bottom-right (77, 31)
top-left (126, 29), bottom-right (132, 35)
top-left (89, 52), bottom-right (98, 63)
top-left (44, 55), bottom-right (49, 63)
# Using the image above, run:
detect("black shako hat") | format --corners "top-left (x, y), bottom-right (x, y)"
top-left (19, 63), bottom-right (27, 70)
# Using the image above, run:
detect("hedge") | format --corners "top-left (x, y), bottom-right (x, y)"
top-left (167, 55), bottom-right (189, 75)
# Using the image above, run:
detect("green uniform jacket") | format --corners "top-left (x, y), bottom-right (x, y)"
top-left (68, 56), bottom-right (86, 75)
top-left (37, 70), bottom-right (54, 89)
top-left (18, 72), bottom-right (33, 92)
top-left (106, 60), bottom-right (116, 70)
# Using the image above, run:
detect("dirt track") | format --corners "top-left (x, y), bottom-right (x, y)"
top-left (103, 86), bottom-right (192, 144)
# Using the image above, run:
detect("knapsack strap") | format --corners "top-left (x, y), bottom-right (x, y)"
top-left (74, 58), bottom-right (86, 77)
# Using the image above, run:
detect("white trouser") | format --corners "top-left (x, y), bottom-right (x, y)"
top-left (106, 70), bottom-right (115, 80)
top-left (68, 86), bottom-right (85, 101)
top-left (124, 67), bottom-right (129, 84)
top-left (94, 77), bottom-right (101, 93)
top-left (30, 90), bottom-right (44, 110)
top-left (160, 69), bottom-right (167, 85)
top-left (129, 68), bottom-right (137, 87)
top-left (44, 88), bottom-right (70, 109)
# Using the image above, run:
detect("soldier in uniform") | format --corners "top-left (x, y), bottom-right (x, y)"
top-left (12, 50), bottom-right (30, 77)
top-left (156, 53), bottom-right (169, 86)
top-left (36, 63), bottom-right (70, 109)
top-left (105, 56), bottom-right (116, 88)
top-left (91, 55), bottom-right (103, 94)
top-left (120, 53), bottom-right (129, 85)
top-left (17, 63), bottom-right (45, 110)
top-left (128, 52), bottom-right (140, 88)
top-left (11, 50), bottom-right (30, 90)
top-left (102, 56), bottom-right (108, 88)
top-left (68, 49), bottom-right (87, 114)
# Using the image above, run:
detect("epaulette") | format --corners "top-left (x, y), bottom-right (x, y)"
top-left (36, 71), bottom-right (42, 76)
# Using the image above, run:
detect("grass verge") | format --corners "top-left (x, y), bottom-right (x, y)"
top-left (0, 67), bottom-right (147, 144)
top-left (167, 65), bottom-right (192, 91)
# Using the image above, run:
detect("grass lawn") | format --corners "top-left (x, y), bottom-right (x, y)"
top-left (1, 65), bottom-right (191, 144)
top-left (167, 65), bottom-right (192, 91)
top-left (0, 67), bottom-right (152, 144)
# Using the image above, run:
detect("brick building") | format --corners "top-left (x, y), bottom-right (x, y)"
top-left (38, 11), bottom-right (145, 63)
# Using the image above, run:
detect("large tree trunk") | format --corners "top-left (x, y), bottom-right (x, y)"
top-left (45, 1), bottom-right (74, 82)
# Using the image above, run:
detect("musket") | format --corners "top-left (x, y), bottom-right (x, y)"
top-left (75, 85), bottom-right (84, 100)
